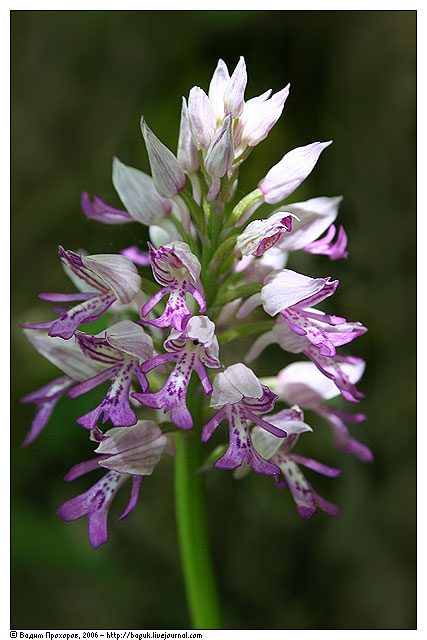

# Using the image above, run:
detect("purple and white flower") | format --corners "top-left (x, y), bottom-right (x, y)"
top-left (23, 247), bottom-right (142, 340)
top-left (57, 420), bottom-right (169, 548)
top-left (201, 363), bottom-right (288, 475)
top-left (141, 241), bottom-right (206, 332)
top-left (67, 320), bottom-right (153, 431)
top-left (261, 269), bottom-right (366, 357)
top-left (251, 412), bottom-right (341, 518)
top-left (132, 315), bottom-right (220, 430)
top-left (271, 360), bottom-right (372, 461)
top-left (244, 317), bottom-right (365, 403)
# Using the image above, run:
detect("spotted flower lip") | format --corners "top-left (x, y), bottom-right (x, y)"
top-left (201, 364), bottom-right (287, 475)
top-left (251, 419), bottom-right (341, 519)
top-left (236, 211), bottom-right (300, 257)
top-left (259, 141), bottom-right (333, 204)
top-left (67, 320), bottom-right (153, 430)
top-left (141, 241), bottom-right (206, 332)
top-left (23, 247), bottom-right (142, 340)
top-left (132, 315), bottom-right (220, 430)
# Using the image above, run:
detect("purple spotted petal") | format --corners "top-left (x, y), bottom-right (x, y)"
top-left (48, 291), bottom-right (116, 340)
top-left (57, 471), bottom-right (128, 548)
top-left (214, 406), bottom-right (280, 475)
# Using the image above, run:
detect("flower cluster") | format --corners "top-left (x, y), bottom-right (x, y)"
top-left (21, 56), bottom-right (369, 547)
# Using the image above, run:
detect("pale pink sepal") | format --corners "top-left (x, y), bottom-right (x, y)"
top-left (95, 420), bottom-right (168, 476)
top-left (239, 84), bottom-right (290, 147)
top-left (259, 141), bottom-right (333, 204)
top-left (141, 118), bottom-right (186, 197)
top-left (112, 157), bottom-right (172, 225)
top-left (177, 97), bottom-right (200, 173)
top-left (262, 269), bottom-right (337, 317)
top-left (188, 86), bottom-right (217, 150)
top-left (223, 56), bottom-right (247, 118)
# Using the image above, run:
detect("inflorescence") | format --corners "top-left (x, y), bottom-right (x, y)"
top-left (21, 56), bottom-right (369, 548)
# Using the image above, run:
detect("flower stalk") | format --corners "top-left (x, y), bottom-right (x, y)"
top-left (174, 387), bottom-right (222, 629)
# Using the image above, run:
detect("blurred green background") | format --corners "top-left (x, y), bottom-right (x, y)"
top-left (11, 10), bottom-right (416, 630)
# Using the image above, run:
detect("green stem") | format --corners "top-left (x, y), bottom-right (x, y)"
top-left (174, 392), bottom-right (222, 629)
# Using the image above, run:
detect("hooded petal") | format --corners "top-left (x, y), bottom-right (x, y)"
top-left (205, 114), bottom-right (234, 181)
top-left (236, 212), bottom-right (298, 257)
top-left (96, 421), bottom-right (168, 475)
top-left (105, 320), bottom-right (153, 362)
top-left (262, 269), bottom-right (338, 316)
top-left (210, 363), bottom-right (263, 408)
top-left (82, 253), bottom-right (141, 304)
top-left (239, 85), bottom-right (290, 147)
top-left (208, 58), bottom-right (230, 121)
